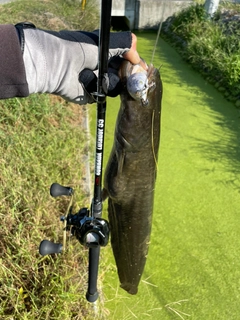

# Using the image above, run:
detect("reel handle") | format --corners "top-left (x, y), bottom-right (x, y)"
top-left (50, 183), bottom-right (74, 197)
top-left (39, 240), bottom-right (63, 256)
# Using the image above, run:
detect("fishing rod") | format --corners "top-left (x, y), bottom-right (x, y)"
top-left (38, 0), bottom-right (113, 303)
top-left (87, 0), bottom-right (112, 302)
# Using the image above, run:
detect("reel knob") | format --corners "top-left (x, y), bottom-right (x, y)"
top-left (39, 240), bottom-right (63, 256)
top-left (50, 183), bottom-right (74, 197)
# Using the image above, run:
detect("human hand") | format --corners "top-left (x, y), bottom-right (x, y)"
top-left (19, 23), bottom-right (134, 104)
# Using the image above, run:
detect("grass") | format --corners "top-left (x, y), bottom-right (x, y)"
top-left (161, 1), bottom-right (240, 105)
top-left (0, 0), bottom-right (100, 319)
top-left (0, 95), bottom-right (95, 319)
top-left (0, 0), bottom-right (99, 31)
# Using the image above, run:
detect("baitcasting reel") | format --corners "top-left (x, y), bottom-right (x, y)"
top-left (39, 182), bottom-right (109, 256)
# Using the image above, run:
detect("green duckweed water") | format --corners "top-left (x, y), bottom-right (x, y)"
top-left (90, 33), bottom-right (240, 319)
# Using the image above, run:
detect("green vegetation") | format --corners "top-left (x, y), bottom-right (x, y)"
top-left (162, 1), bottom-right (240, 106)
top-left (0, 95), bottom-right (93, 319)
top-left (0, 1), bottom-right (100, 319)
top-left (0, 0), bottom-right (99, 31)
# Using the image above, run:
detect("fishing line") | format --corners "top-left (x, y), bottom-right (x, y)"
top-left (150, 0), bottom-right (166, 65)
top-left (140, 0), bottom-right (166, 95)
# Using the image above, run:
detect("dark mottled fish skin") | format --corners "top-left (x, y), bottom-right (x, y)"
top-left (103, 61), bottom-right (162, 294)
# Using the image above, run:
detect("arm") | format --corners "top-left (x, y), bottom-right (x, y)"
top-left (0, 25), bottom-right (29, 99)
top-left (0, 23), bottom-right (146, 104)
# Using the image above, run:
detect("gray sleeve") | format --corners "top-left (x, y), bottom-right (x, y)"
top-left (43, 29), bottom-right (132, 65)
top-left (0, 24), bottom-right (29, 99)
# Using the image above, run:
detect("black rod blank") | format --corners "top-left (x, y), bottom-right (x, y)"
top-left (86, 0), bottom-right (112, 303)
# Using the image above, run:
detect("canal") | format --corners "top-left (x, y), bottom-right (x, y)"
top-left (90, 32), bottom-right (240, 319)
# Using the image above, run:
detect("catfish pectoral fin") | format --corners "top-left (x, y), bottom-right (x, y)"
top-left (121, 283), bottom-right (138, 295)
top-left (117, 150), bottom-right (125, 176)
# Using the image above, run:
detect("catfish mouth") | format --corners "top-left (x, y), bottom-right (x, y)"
top-left (119, 61), bottom-right (156, 105)
top-left (119, 60), bottom-right (155, 87)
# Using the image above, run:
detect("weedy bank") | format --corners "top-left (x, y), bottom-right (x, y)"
top-left (0, 1), bottom-right (101, 319)
top-left (162, 0), bottom-right (240, 107)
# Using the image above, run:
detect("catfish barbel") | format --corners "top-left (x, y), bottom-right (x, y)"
top-left (103, 61), bottom-right (162, 294)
